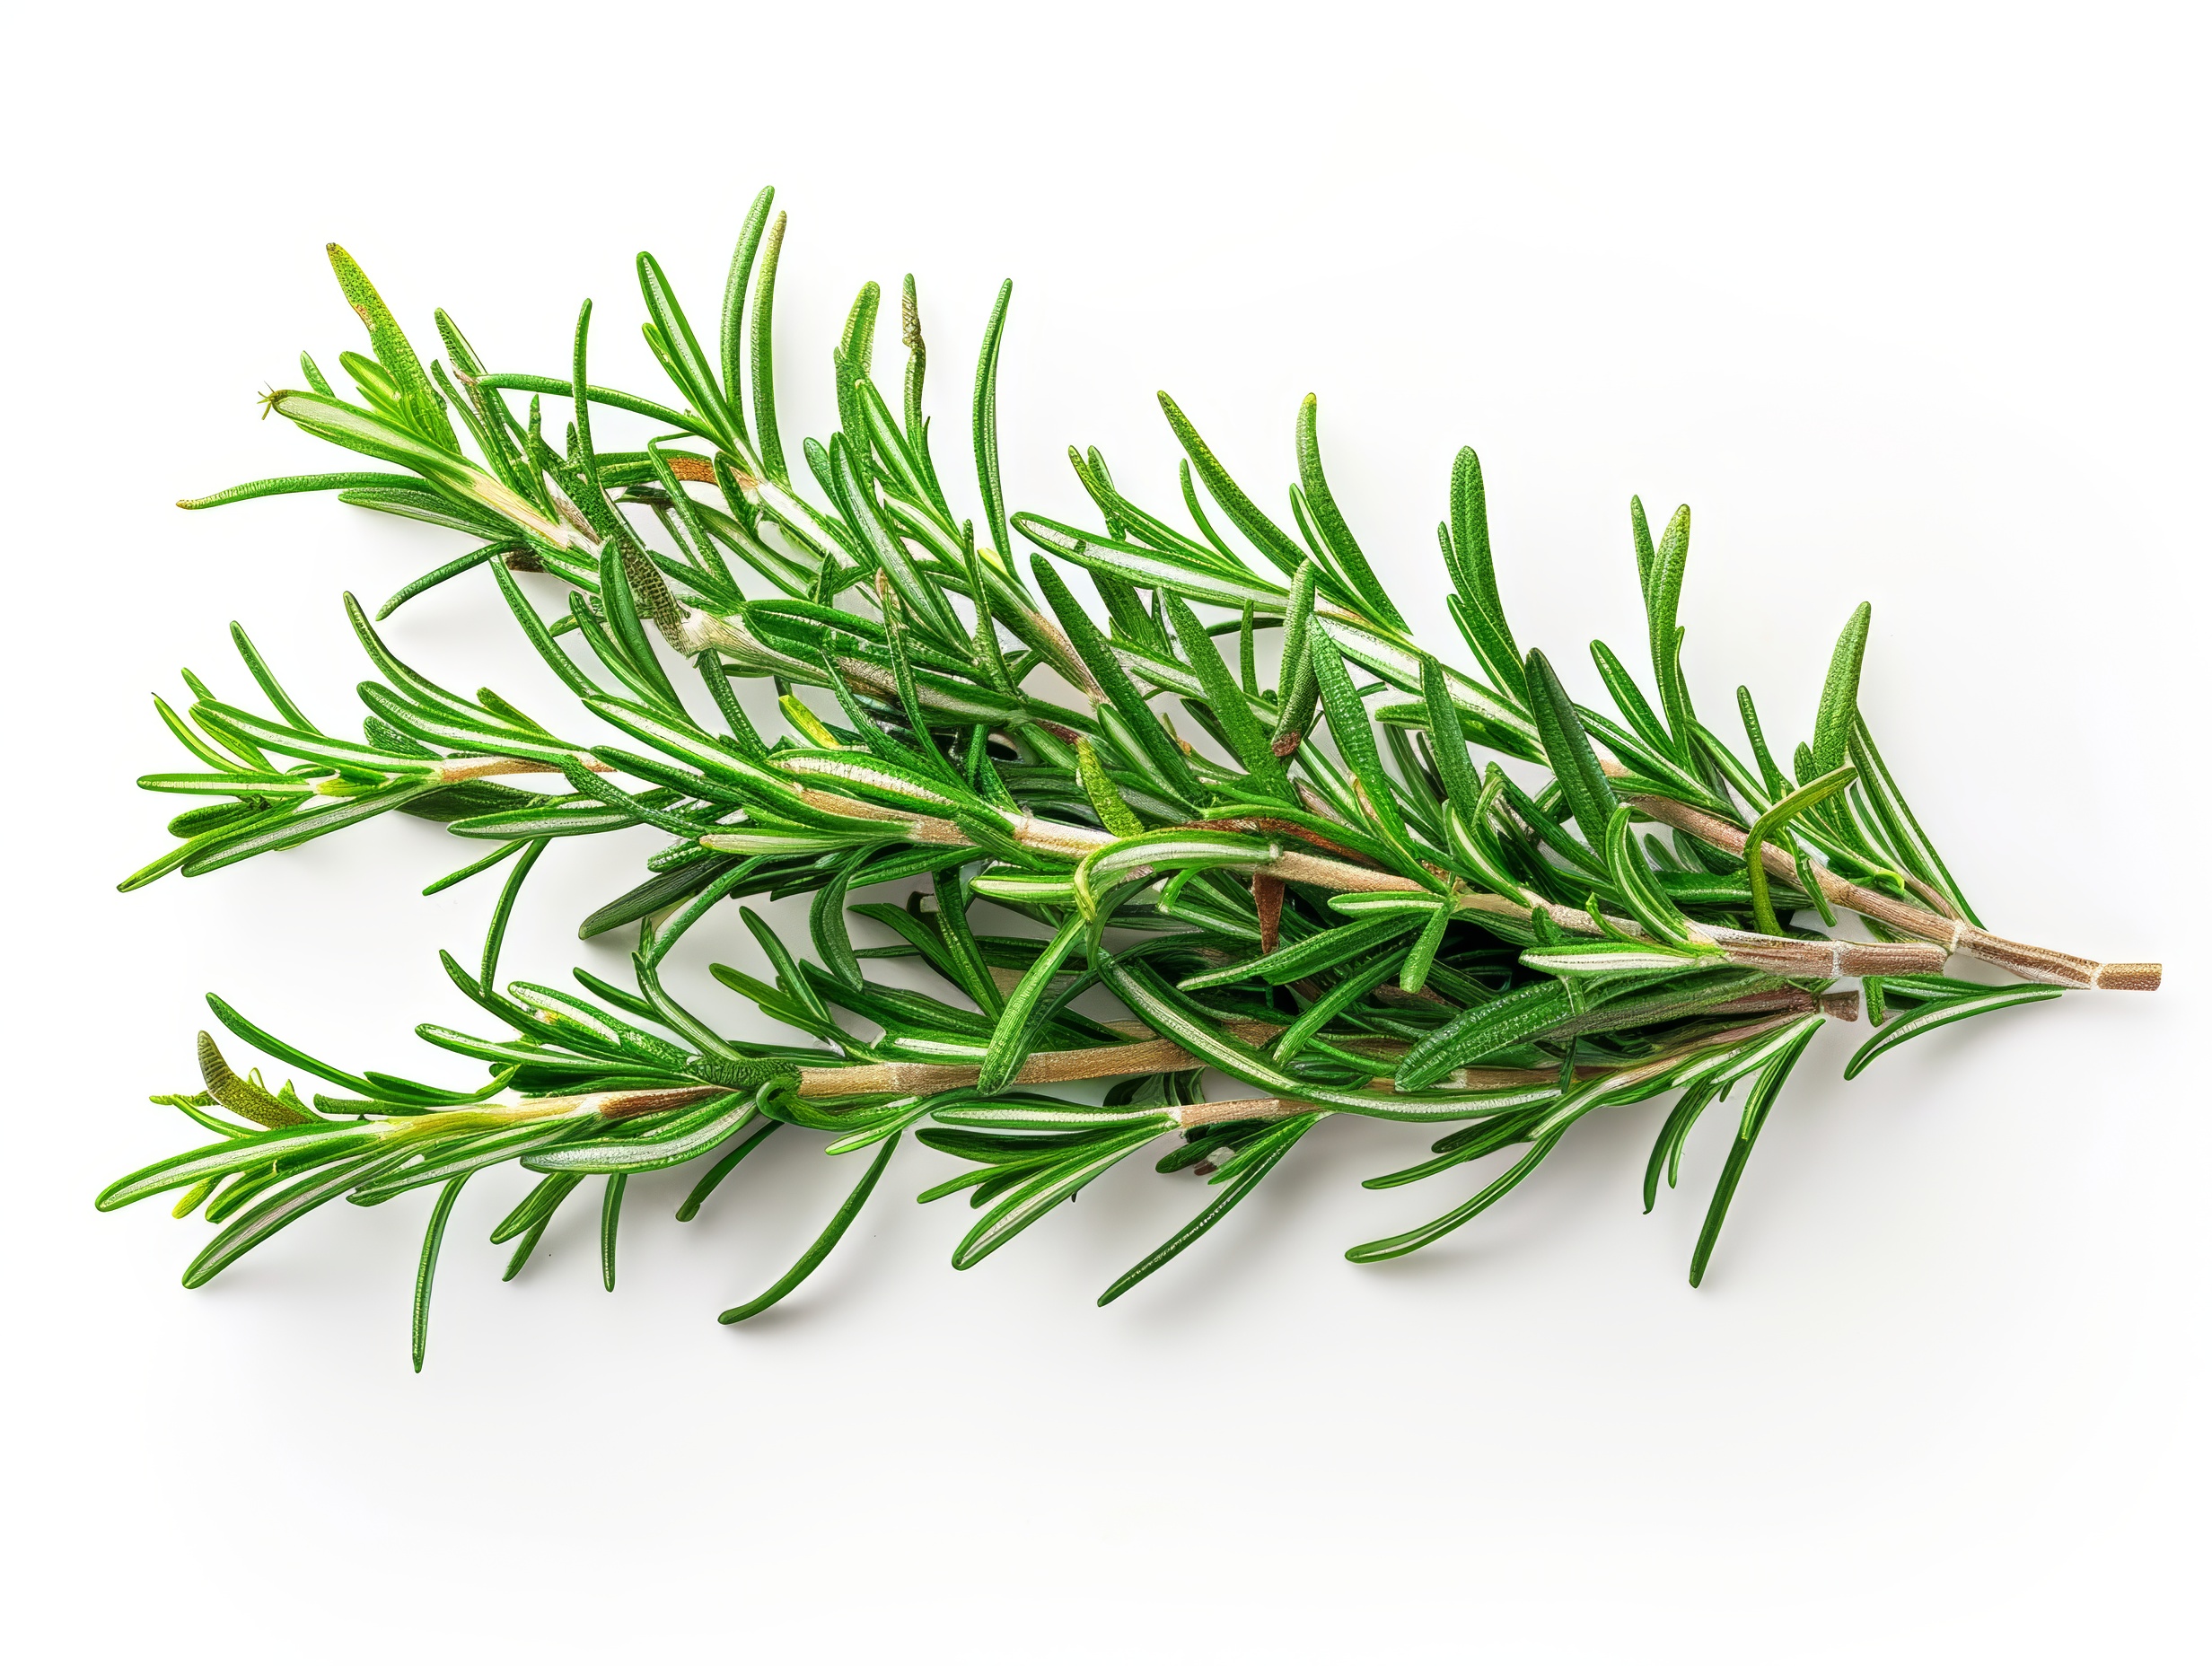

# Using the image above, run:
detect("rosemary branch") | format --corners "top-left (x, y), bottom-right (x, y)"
top-left (101, 192), bottom-right (2158, 1361)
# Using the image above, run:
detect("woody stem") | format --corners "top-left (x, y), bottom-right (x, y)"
top-left (1625, 792), bottom-right (2161, 991)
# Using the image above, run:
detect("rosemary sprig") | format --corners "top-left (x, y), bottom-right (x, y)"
top-left (106, 189), bottom-right (2160, 1364)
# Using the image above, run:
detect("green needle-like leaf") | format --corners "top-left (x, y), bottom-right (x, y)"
top-left (1643, 504), bottom-right (1695, 749)
top-left (1310, 626), bottom-right (1415, 859)
top-left (1098, 1115), bottom-right (1320, 1305)
top-left (1812, 602), bottom-right (1872, 776)
top-left (1523, 648), bottom-right (1620, 849)
top-left (972, 280), bottom-right (1015, 573)
top-left (1295, 395), bottom-right (1406, 632)
top-left (325, 243), bottom-right (457, 452)
top-left (1164, 592), bottom-right (1292, 798)
top-left (1443, 446), bottom-right (1526, 705)
top-left (977, 915), bottom-right (1088, 1093)
top-left (1843, 984), bottom-right (2062, 1079)
top-left (720, 1132), bottom-right (900, 1323)
top-left (1742, 765), bottom-right (1856, 937)
top-left (1689, 1018), bottom-right (1822, 1286)
top-left (1395, 981), bottom-right (1574, 1090)
top-left (1159, 392), bottom-right (1309, 580)
top-left (412, 1175), bottom-right (466, 1372)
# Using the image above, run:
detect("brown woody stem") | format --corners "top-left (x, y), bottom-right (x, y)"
top-left (483, 986), bottom-right (1861, 1127)
top-left (1624, 792), bottom-right (2161, 991)
top-left (432, 755), bottom-right (612, 784)
top-left (706, 803), bottom-right (1940, 980)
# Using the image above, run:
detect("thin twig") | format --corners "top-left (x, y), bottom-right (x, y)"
top-left (1624, 790), bottom-right (2161, 990)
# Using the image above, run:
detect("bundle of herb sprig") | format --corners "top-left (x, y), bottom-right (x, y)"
top-left (102, 189), bottom-right (2159, 1366)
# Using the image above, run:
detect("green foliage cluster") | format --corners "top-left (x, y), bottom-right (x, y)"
top-left (103, 189), bottom-right (2138, 1365)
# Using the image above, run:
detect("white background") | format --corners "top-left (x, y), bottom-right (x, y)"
top-left (4, 4), bottom-right (2203, 1661)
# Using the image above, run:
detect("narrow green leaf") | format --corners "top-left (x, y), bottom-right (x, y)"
top-left (716, 186), bottom-right (776, 451)
top-left (1812, 602), bottom-right (1872, 776)
top-left (1163, 592), bottom-right (1292, 797)
top-left (809, 847), bottom-right (872, 989)
top-left (324, 242), bottom-right (456, 452)
top-left (719, 1132), bottom-right (900, 1322)
top-left (1019, 514), bottom-right (1290, 611)
top-left (178, 780), bottom-right (443, 879)
top-left (677, 1118), bottom-right (780, 1221)
top-left (951, 1124), bottom-right (1162, 1270)
top-left (181, 1148), bottom-right (402, 1287)
top-left (1589, 639), bottom-right (1677, 765)
top-left (412, 1174), bottom-right (467, 1372)
top-left (1418, 655), bottom-right (1485, 819)
top-left (636, 250), bottom-right (742, 453)
top-left (742, 907), bottom-right (837, 1031)
top-left (1180, 910), bottom-right (1411, 991)
top-left (1743, 765), bottom-right (1856, 937)
top-left (1269, 560), bottom-right (1323, 750)
top-left (1519, 940), bottom-right (1706, 976)
top-left (1849, 715), bottom-right (1980, 927)
top-left (932, 868), bottom-right (1004, 1016)
top-left (1643, 1078), bottom-right (1722, 1212)
top-left (1308, 625), bottom-right (1413, 857)
top-left (1344, 1127), bottom-right (1569, 1263)
top-left (491, 1171), bottom-right (581, 1246)
top-left (737, 206), bottom-right (791, 485)
top-left (1098, 1115), bottom-right (1319, 1305)
top-left (1645, 504), bottom-right (1695, 748)
top-left (1075, 739), bottom-right (1144, 836)
top-left (269, 390), bottom-right (572, 553)
top-left (1158, 391), bottom-right (1308, 578)
top-left (1843, 984), bottom-right (2061, 1079)
top-left (525, 1096), bottom-right (755, 1174)
top-left (972, 280), bottom-right (1016, 574)
top-left (1031, 557), bottom-right (1205, 803)
top-left (1295, 394), bottom-right (1407, 631)
top-left (827, 434), bottom-right (963, 644)
top-left (179, 471), bottom-right (427, 512)
top-left (476, 837), bottom-right (549, 991)
top-left (1602, 805), bottom-right (1705, 949)
top-left (1689, 1019), bottom-right (1821, 1286)
top-left (1395, 980), bottom-right (1574, 1090)
top-left (1273, 951), bottom-right (1400, 1063)
top-left (977, 914), bottom-right (1088, 1093)
top-left (599, 1172), bottom-right (627, 1292)
top-left (1398, 898), bottom-right (1453, 994)
top-left (1446, 446), bottom-right (1526, 703)
top-left (1523, 648), bottom-right (1620, 849)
